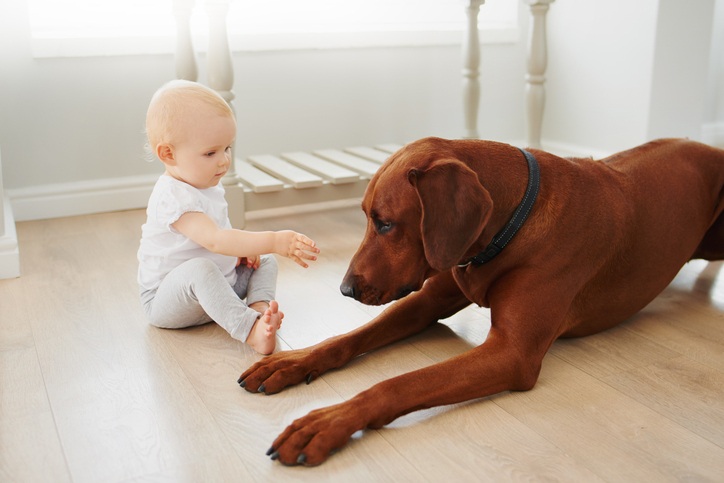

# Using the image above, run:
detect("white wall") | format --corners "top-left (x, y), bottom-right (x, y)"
top-left (544, 0), bottom-right (722, 155)
top-left (1, 1), bottom-right (723, 222)
top-left (648, 0), bottom-right (715, 140)
top-left (705, 0), bottom-right (724, 145)
top-left (545, 1), bottom-right (659, 153)
top-left (0, 1), bottom-right (526, 198)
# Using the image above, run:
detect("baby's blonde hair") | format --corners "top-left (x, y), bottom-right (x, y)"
top-left (145, 80), bottom-right (235, 157)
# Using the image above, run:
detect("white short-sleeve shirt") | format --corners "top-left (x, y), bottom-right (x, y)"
top-left (137, 175), bottom-right (238, 293)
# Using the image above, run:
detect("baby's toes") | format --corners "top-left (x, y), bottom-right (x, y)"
top-left (269, 300), bottom-right (279, 314)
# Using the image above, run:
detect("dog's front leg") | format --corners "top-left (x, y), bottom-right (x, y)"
top-left (238, 270), bottom-right (470, 394)
top-left (266, 325), bottom-right (549, 466)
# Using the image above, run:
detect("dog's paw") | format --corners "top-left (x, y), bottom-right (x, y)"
top-left (237, 348), bottom-right (318, 395)
top-left (267, 402), bottom-right (361, 466)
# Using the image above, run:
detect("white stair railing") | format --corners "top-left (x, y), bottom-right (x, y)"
top-left (524, 0), bottom-right (554, 149)
top-left (462, 0), bottom-right (485, 139)
top-left (173, 0), bottom-right (198, 81)
top-left (170, 2), bottom-right (555, 225)
top-left (202, 0), bottom-right (245, 226)
top-left (171, 0), bottom-right (245, 226)
top-left (205, 0), bottom-right (235, 107)
top-left (462, 0), bottom-right (554, 146)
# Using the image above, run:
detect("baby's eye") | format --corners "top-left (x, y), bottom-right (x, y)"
top-left (205, 151), bottom-right (216, 157)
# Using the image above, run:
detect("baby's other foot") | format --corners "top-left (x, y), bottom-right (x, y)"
top-left (246, 300), bottom-right (284, 355)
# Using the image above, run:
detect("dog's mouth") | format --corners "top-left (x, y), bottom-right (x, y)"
top-left (394, 285), bottom-right (415, 300)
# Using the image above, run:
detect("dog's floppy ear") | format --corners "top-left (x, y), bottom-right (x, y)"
top-left (409, 159), bottom-right (492, 271)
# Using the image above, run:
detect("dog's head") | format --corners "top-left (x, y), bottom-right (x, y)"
top-left (340, 138), bottom-right (494, 305)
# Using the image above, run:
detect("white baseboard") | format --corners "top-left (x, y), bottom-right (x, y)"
top-left (702, 122), bottom-right (724, 148)
top-left (539, 141), bottom-right (612, 159)
top-left (0, 194), bottom-right (20, 279)
top-left (503, 139), bottom-right (612, 159)
top-left (8, 174), bottom-right (159, 222)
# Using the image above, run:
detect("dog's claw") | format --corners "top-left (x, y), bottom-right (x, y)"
top-left (297, 454), bottom-right (307, 465)
top-left (306, 374), bottom-right (314, 384)
top-left (258, 384), bottom-right (266, 394)
top-left (266, 447), bottom-right (275, 456)
top-left (270, 451), bottom-right (279, 461)
top-left (238, 378), bottom-right (245, 387)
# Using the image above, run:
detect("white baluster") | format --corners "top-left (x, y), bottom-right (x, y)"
top-left (204, 0), bottom-right (235, 106)
top-left (462, 0), bottom-right (485, 139)
top-left (524, 0), bottom-right (554, 149)
top-left (204, 0), bottom-right (236, 173)
top-left (204, 0), bottom-right (245, 227)
top-left (173, 0), bottom-right (198, 81)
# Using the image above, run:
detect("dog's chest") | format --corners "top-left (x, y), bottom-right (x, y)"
top-left (452, 267), bottom-right (493, 307)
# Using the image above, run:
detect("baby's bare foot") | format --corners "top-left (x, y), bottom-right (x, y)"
top-left (246, 300), bottom-right (284, 355)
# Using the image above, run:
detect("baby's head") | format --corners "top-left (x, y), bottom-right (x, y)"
top-left (145, 80), bottom-right (235, 160)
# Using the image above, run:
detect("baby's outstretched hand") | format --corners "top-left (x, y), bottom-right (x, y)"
top-left (280, 231), bottom-right (319, 268)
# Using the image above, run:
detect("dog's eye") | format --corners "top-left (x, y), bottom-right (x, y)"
top-left (374, 219), bottom-right (393, 234)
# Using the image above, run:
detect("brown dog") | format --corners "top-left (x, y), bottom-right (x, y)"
top-left (239, 137), bottom-right (724, 466)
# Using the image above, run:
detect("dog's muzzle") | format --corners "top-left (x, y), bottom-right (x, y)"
top-left (340, 281), bottom-right (355, 299)
top-left (340, 275), bottom-right (416, 306)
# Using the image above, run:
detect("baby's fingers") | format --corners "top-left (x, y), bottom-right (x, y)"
top-left (284, 233), bottom-right (319, 267)
top-left (290, 248), bottom-right (318, 268)
top-left (296, 235), bottom-right (320, 253)
top-left (299, 251), bottom-right (319, 266)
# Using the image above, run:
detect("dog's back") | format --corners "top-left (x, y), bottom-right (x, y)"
top-left (555, 139), bottom-right (724, 336)
top-left (597, 139), bottom-right (724, 261)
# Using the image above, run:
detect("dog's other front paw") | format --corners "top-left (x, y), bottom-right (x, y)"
top-left (267, 402), bottom-right (363, 466)
top-left (237, 348), bottom-right (319, 395)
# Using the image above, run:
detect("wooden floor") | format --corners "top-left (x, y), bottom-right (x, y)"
top-left (1, 206), bottom-right (724, 482)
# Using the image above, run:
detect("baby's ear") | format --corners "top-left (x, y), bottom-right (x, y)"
top-left (156, 144), bottom-right (175, 165)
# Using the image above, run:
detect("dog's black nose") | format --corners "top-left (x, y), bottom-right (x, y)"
top-left (340, 282), bottom-right (355, 299)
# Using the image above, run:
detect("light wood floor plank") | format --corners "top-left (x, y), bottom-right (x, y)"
top-left (549, 323), bottom-right (680, 381)
top-left (382, 399), bottom-right (605, 482)
top-left (159, 323), bottom-right (428, 482)
top-left (495, 355), bottom-right (724, 482)
top-left (0, 274), bottom-right (34, 352)
top-left (0, 347), bottom-right (71, 482)
top-left (0, 412), bottom-right (71, 483)
top-left (12, 219), bottom-right (255, 482)
top-left (1, 206), bottom-right (723, 482)
top-left (603, 355), bottom-right (724, 447)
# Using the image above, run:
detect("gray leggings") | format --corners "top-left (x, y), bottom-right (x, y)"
top-left (141, 255), bottom-right (278, 341)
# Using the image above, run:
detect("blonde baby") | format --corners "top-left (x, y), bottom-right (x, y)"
top-left (138, 80), bottom-right (319, 354)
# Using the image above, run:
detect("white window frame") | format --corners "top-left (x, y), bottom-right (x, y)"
top-left (28, 0), bottom-right (520, 58)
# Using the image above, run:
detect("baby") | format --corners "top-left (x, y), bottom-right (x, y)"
top-left (137, 80), bottom-right (319, 354)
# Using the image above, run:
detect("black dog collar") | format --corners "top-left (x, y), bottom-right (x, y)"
top-left (458, 148), bottom-right (540, 268)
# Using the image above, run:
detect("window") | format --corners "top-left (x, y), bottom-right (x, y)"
top-left (28, 0), bottom-right (519, 57)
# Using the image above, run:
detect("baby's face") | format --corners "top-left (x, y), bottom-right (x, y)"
top-left (167, 110), bottom-right (236, 190)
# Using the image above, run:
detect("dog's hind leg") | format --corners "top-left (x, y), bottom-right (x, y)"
top-left (692, 209), bottom-right (724, 261)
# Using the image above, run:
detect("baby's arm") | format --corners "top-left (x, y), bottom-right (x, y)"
top-left (173, 211), bottom-right (319, 267)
